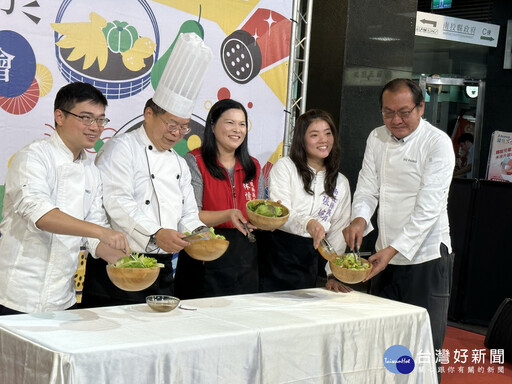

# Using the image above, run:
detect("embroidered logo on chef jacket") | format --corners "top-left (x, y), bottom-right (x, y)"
top-left (383, 344), bottom-right (415, 374)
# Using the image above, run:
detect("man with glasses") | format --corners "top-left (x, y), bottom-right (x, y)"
top-left (339, 78), bottom-right (455, 380)
top-left (80, 97), bottom-right (206, 308)
top-left (80, 32), bottom-right (211, 307)
top-left (0, 82), bottom-right (130, 315)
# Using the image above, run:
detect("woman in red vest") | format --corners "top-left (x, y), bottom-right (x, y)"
top-left (174, 99), bottom-right (264, 299)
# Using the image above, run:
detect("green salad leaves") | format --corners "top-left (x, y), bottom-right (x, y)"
top-left (111, 253), bottom-right (164, 268)
top-left (247, 201), bottom-right (284, 217)
top-left (183, 227), bottom-right (226, 240)
top-left (208, 227), bottom-right (226, 240)
top-left (333, 253), bottom-right (370, 270)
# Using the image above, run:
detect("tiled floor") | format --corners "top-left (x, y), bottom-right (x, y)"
top-left (448, 321), bottom-right (487, 336)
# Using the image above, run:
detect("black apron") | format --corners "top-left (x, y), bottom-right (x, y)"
top-left (79, 253), bottom-right (175, 308)
top-left (174, 228), bottom-right (258, 300)
top-left (258, 229), bottom-right (318, 292)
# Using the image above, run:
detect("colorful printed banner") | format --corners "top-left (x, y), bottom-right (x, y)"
top-left (0, 0), bottom-right (292, 204)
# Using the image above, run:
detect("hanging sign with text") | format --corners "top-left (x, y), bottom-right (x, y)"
top-left (415, 11), bottom-right (500, 48)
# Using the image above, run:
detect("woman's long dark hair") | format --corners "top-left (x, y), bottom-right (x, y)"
top-left (289, 109), bottom-right (341, 198)
top-left (202, 99), bottom-right (256, 183)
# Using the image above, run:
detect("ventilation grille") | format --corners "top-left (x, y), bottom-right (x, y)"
top-left (417, 0), bottom-right (494, 23)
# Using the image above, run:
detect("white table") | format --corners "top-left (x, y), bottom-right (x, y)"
top-left (0, 289), bottom-right (437, 383)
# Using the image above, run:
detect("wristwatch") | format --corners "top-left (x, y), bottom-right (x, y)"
top-left (147, 231), bottom-right (160, 251)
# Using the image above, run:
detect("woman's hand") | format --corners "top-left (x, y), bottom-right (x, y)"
top-left (325, 278), bottom-right (353, 293)
top-left (228, 209), bottom-right (255, 235)
top-left (306, 219), bottom-right (325, 249)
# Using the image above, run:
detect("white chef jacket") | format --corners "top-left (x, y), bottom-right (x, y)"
top-left (268, 156), bottom-right (351, 255)
top-left (352, 119), bottom-right (455, 265)
top-left (95, 126), bottom-right (204, 253)
top-left (0, 132), bottom-right (106, 313)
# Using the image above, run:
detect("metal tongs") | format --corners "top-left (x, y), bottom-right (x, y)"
top-left (320, 238), bottom-right (336, 255)
top-left (182, 226), bottom-right (210, 242)
top-left (353, 244), bottom-right (361, 263)
top-left (129, 253), bottom-right (141, 264)
top-left (243, 223), bottom-right (256, 243)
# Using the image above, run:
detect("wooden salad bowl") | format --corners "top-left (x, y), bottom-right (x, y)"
top-left (106, 265), bottom-right (161, 291)
top-left (184, 239), bottom-right (230, 262)
top-left (329, 256), bottom-right (373, 284)
top-left (246, 199), bottom-right (290, 231)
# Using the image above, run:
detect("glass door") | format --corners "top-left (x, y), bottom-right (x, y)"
top-left (418, 75), bottom-right (485, 179)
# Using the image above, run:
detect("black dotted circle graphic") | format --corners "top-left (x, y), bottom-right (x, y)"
top-left (221, 30), bottom-right (262, 84)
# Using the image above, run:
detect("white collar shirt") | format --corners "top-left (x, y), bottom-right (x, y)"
top-left (352, 119), bottom-right (455, 265)
top-left (268, 156), bottom-right (351, 255)
top-left (0, 132), bottom-right (106, 312)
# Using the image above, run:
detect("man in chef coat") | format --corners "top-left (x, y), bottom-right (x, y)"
top-left (0, 82), bottom-right (130, 315)
top-left (339, 78), bottom-right (455, 379)
top-left (80, 32), bottom-right (212, 307)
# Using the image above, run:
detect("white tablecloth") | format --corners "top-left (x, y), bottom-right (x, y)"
top-left (0, 288), bottom-right (437, 383)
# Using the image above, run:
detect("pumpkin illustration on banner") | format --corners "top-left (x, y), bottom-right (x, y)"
top-left (103, 21), bottom-right (139, 53)
top-left (51, 0), bottom-right (159, 99)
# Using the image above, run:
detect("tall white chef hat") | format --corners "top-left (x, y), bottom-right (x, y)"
top-left (153, 32), bottom-right (213, 119)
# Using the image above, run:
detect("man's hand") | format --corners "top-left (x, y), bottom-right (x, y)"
top-left (154, 229), bottom-right (190, 254)
top-left (325, 278), bottom-right (353, 293)
top-left (99, 228), bottom-right (130, 255)
top-left (342, 217), bottom-right (367, 251)
top-left (363, 246), bottom-right (397, 282)
top-left (96, 245), bottom-right (127, 264)
top-left (306, 219), bottom-right (325, 249)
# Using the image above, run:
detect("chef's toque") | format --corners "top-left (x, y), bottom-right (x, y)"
top-left (153, 32), bottom-right (213, 119)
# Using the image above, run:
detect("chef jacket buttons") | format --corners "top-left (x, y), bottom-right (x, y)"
top-left (176, 174), bottom-right (180, 179)
top-left (145, 200), bottom-right (150, 205)
top-left (148, 145), bottom-right (153, 150)
top-left (151, 174), bottom-right (155, 179)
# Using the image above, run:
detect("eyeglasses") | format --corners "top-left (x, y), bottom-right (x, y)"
top-left (157, 115), bottom-right (191, 135)
top-left (61, 109), bottom-right (110, 127)
top-left (381, 105), bottom-right (418, 120)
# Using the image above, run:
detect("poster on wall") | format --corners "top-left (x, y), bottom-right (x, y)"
top-left (451, 115), bottom-right (475, 173)
top-left (0, 0), bottom-right (293, 212)
top-left (486, 130), bottom-right (512, 183)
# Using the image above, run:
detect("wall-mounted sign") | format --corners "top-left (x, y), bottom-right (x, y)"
top-left (415, 11), bottom-right (500, 48)
top-left (432, 0), bottom-right (452, 10)
top-left (343, 68), bottom-right (410, 87)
